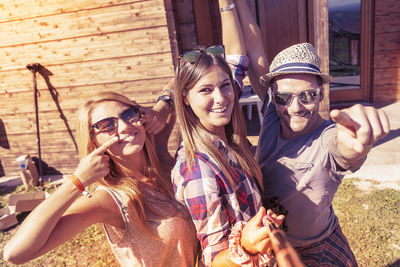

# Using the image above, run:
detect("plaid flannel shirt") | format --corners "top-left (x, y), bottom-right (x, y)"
top-left (171, 139), bottom-right (262, 266)
top-left (226, 54), bottom-right (249, 95)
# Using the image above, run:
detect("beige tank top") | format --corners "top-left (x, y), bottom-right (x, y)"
top-left (99, 185), bottom-right (199, 267)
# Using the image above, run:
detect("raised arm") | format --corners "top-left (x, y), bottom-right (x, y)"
top-left (3, 138), bottom-right (122, 264)
top-left (235, 0), bottom-right (269, 100)
top-left (219, 0), bottom-right (246, 56)
top-left (219, 0), bottom-right (251, 96)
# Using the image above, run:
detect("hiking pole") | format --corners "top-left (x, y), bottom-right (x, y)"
top-left (26, 63), bottom-right (43, 187)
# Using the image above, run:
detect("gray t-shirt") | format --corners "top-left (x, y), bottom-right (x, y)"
top-left (256, 95), bottom-right (351, 247)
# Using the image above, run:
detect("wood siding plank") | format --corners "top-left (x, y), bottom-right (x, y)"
top-left (0, 53), bottom-right (174, 93)
top-left (374, 13), bottom-right (400, 34)
top-left (375, 0), bottom-right (400, 15)
top-left (0, 0), bottom-right (144, 22)
top-left (0, 1), bottom-right (168, 47)
top-left (374, 32), bottom-right (400, 52)
top-left (374, 52), bottom-right (400, 69)
top-left (0, 26), bottom-right (172, 71)
top-left (373, 84), bottom-right (400, 102)
top-left (2, 78), bottom-right (169, 114)
top-left (373, 68), bottom-right (400, 86)
top-left (372, 0), bottom-right (400, 102)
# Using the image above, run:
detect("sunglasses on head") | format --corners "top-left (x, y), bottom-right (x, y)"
top-left (180, 45), bottom-right (225, 65)
top-left (90, 106), bottom-right (142, 135)
top-left (272, 88), bottom-right (321, 106)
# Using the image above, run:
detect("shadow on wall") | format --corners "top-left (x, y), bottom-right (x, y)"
top-left (32, 156), bottom-right (62, 176)
top-left (0, 160), bottom-right (4, 177)
top-left (0, 119), bottom-right (10, 150)
top-left (35, 64), bottom-right (78, 153)
top-left (0, 119), bottom-right (9, 177)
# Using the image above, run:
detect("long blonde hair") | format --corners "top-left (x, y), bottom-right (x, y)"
top-left (174, 50), bottom-right (263, 190)
top-left (76, 92), bottom-right (173, 231)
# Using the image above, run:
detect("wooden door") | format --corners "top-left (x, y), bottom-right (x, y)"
top-left (256, 0), bottom-right (309, 62)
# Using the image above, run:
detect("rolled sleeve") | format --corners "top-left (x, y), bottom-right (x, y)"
top-left (226, 55), bottom-right (249, 94)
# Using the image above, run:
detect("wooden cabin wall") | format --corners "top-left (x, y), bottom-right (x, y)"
top-left (373, 0), bottom-right (400, 102)
top-left (0, 0), bottom-right (177, 177)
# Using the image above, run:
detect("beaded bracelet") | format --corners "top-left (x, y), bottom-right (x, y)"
top-left (68, 174), bottom-right (92, 198)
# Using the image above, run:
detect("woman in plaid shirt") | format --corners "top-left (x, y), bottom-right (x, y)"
top-left (170, 0), bottom-right (287, 264)
top-left (171, 42), bottom-right (284, 266)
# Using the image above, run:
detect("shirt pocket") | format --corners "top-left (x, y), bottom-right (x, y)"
top-left (276, 158), bottom-right (313, 188)
top-left (283, 158), bottom-right (334, 206)
top-left (263, 158), bottom-right (316, 203)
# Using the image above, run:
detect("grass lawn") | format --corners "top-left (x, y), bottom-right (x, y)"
top-left (333, 178), bottom-right (400, 267)
top-left (1, 178), bottom-right (399, 266)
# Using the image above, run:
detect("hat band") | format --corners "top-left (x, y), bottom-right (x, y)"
top-left (271, 62), bottom-right (321, 74)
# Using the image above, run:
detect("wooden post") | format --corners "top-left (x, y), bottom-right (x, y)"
top-left (308, 0), bottom-right (330, 120)
top-left (164, 0), bottom-right (180, 67)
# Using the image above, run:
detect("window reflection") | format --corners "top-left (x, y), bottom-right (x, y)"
top-left (328, 0), bottom-right (361, 91)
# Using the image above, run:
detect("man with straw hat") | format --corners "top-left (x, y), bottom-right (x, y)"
top-left (220, 1), bottom-right (390, 265)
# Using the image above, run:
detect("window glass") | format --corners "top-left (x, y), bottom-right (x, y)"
top-left (328, 0), bottom-right (361, 91)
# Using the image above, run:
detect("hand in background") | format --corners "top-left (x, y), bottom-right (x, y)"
top-left (140, 101), bottom-right (172, 135)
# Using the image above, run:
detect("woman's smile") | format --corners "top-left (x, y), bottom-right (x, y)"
top-left (209, 105), bottom-right (228, 113)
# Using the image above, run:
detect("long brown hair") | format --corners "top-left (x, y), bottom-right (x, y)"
top-left (174, 49), bottom-right (263, 190)
top-left (76, 92), bottom-right (173, 231)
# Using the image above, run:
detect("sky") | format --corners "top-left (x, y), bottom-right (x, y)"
top-left (328, 0), bottom-right (360, 9)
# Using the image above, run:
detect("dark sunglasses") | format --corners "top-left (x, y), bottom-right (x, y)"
top-left (90, 106), bottom-right (142, 135)
top-left (180, 45), bottom-right (225, 65)
top-left (272, 88), bottom-right (321, 106)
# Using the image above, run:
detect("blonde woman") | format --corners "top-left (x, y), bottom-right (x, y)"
top-left (4, 92), bottom-right (199, 266)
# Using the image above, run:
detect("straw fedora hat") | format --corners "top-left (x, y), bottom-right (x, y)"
top-left (260, 43), bottom-right (333, 88)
